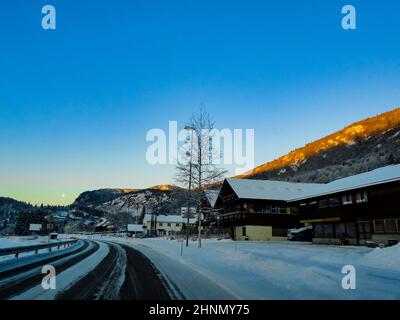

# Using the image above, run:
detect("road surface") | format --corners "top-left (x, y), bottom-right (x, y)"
top-left (0, 239), bottom-right (171, 300)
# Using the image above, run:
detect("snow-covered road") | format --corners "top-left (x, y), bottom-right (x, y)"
top-left (2, 235), bottom-right (399, 300)
top-left (0, 237), bottom-right (170, 300)
top-left (96, 236), bottom-right (400, 300)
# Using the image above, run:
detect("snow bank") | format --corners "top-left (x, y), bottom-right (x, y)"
top-left (0, 236), bottom-right (50, 249)
top-left (0, 235), bottom-right (68, 249)
top-left (362, 244), bottom-right (400, 270)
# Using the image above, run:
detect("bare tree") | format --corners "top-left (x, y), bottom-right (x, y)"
top-left (175, 107), bottom-right (227, 247)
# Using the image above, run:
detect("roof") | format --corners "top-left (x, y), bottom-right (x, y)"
top-left (204, 189), bottom-right (220, 208)
top-left (127, 224), bottom-right (144, 232)
top-left (95, 218), bottom-right (113, 228)
top-left (225, 178), bottom-right (321, 201)
top-left (143, 214), bottom-right (197, 224)
top-left (289, 164), bottom-right (400, 201)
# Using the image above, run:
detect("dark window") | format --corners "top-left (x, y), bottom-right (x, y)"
top-left (242, 227), bottom-right (246, 237)
top-left (356, 190), bottom-right (368, 203)
top-left (324, 224), bottom-right (334, 238)
top-left (158, 223), bottom-right (162, 226)
top-left (374, 220), bottom-right (385, 233)
top-left (336, 223), bottom-right (346, 238)
top-left (279, 207), bottom-right (288, 214)
top-left (167, 223), bottom-right (171, 227)
top-left (272, 228), bottom-right (288, 237)
top-left (342, 194), bottom-right (352, 205)
top-left (314, 224), bottom-right (324, 238)
top-left (319, 199), bottom-right (328, 208)
top-left (271, 207), bottom-right (277, 214)
top-left (329, 197), bottom-right (340, 207)
top-left (345, 223), bottom-right (357, 238)
top-left (176, 223), bottom-right (180, 227)
top-left (386, 219), bottom-right (397, 233)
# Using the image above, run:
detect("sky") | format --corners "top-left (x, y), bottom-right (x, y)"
top-left (1, 0), bottom-right (400, 205)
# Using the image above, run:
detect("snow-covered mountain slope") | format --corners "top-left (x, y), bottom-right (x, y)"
top-left (90, 188), bottom-right (187, 217)
top-left (237, 108), bottom-right (400, 183)
top-left (73, 189), bottom-right (138, 207)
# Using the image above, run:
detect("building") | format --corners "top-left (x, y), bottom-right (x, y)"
top-left (94, 218), bottom-right (115, 233)
top-left (143, 214), bottom-right (197, 236)
top-left (214, 178), bottom-right (320, 241)
top-left (289, 165), bottom-right (400, 246)
top-left (127, 224), bottom-right (145, 237)
top-left (200, 189), bottom-right (222, 231)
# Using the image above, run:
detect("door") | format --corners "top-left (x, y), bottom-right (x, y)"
top-left (357, 220), bottom-right (372, 245)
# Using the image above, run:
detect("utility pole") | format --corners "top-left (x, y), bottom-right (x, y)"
top-left (185, 126), bottom-right (194, 247)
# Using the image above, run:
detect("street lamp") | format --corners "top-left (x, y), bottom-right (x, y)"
top-left (184, 125), bottom-right (195, 247)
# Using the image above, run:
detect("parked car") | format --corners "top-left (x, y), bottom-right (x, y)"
top-left (287, 226), bottom-right (313, 242)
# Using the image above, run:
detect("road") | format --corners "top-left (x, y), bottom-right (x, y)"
top-left (0, 239), bottom-right (171, 300)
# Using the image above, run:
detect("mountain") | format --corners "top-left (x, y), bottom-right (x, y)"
top-left (237, 108), bottom-right (400, 183)
top-left (0, 197), bottom-right (32, 219)
top-left (92, 187), bottom-right (187, 218)
top-left (73, 188), bottom-right (138, 207)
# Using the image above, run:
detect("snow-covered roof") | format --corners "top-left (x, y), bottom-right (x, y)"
top-left (204, 189), bottom-right (220, 208)
top-left (289, 164), bottom-right (400, 201)
top-left (225, 178), bottom-right (321, 201)
top-left (95, 218), bottom-right (112, 228)
top-left (127, 224), bottom-right (144, 232)
top-left (143, 214), bottom-right (197, 224)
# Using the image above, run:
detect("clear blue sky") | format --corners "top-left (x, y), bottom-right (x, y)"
top-left (1, 0), bottom-right (400, 205)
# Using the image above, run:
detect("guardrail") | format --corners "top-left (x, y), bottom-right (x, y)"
top-left (0, 239), bottom-right (78, 259)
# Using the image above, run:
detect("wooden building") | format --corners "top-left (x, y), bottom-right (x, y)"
top-left (213, 178), bottom-right (320, 241)
top-left (289, 165), bottom-right (400, 246)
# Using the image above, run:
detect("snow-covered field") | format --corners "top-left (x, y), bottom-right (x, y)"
top-left (89, 236), bottom-right (400, 300)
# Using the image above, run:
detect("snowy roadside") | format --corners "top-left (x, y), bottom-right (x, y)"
top-left (0, 235), bottom-right (67, 249)
top-left (11, 240), bottom-right (109, 300)
top-left (84, 235), bottom-right (400, 300)
top-left (0, 235), bottom-right (74, 262)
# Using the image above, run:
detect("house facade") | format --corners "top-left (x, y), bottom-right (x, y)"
top-left (289, 165), bottom-right (400, 246)
top-left (213, 178), bottom-right (320, 241)
top-left (143, 214), bottom-right (197, 236)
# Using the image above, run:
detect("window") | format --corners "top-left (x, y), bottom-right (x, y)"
top-left (278, 207), bottom-right (288, 214)
top-left (374, 219), bottom-right (385, 233)
top-left (272, 228), bottom-right (288, 237)
top-left (329, 197), bottom-right (340, 207)
top-left (319, 199), bottom-right (328, 208)
top-left (345, 223), bottom-right (357, 238)
top-left (385, 219), bottom-right (397, 233)
top-left (324, 224), bottom-right (334, 238)
top-left (356, 190), bottom-right (368, 203)
top-left (336, 223), bottom-right (346, 238)
top-left (373, 219), bottom-right (400, 234)
top-left (158, 223), bottom-right (163, 227)
top-left (176, 223), bottom-right (180, 227)
top-left (167, 223), bottom-right (171, 227)
top-left (314, 224), bottom-right (324, 238)
top-left (242, 227), bottom-right (246, 237)
top-left (342, 194), bottom-right (352, 205)
top-left (271, 207), bottom-right (277, 214)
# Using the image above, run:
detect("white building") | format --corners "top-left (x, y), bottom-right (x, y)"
top-left (127, 224), bottom-right (145, 237)
top-left (143, 214), bottom-right (197, 236)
